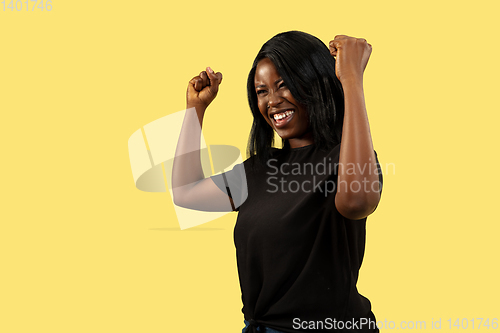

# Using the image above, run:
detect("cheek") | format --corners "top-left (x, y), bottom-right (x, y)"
top-left (258, 102), bottom-right (267, 116)
top-left (259, 110), bottom-right (267, 121)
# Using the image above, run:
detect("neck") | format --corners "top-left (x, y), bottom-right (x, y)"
top-left (288, 132), bottom-right (314, 149)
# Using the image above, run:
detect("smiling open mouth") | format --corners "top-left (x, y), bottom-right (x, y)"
top-left (272, 110), bottom-right (294, 128)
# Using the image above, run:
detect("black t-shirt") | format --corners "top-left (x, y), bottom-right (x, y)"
top-left (210, 143), bottom-right (383, 333)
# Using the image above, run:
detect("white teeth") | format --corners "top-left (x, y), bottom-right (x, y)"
top-left (273, 110), bottom-right (294, 121)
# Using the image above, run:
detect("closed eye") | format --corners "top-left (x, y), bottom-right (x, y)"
top-left (256, 90), bottom-right (266, 95)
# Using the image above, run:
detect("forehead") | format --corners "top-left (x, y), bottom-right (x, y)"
top-left (254, 58), bottom-right (281, 85)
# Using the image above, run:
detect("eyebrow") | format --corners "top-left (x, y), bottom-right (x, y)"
top-left (255, 78), bottom-right (283, 89)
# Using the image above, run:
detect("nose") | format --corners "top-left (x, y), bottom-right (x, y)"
top-left (267, 90), bottom-right (283, 109)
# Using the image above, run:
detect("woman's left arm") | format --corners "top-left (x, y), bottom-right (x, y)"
top-left (330, 35), bottom-right (381, 220)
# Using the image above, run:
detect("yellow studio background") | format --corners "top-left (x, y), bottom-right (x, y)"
top-left (1, 0), bottom-right (499, 332)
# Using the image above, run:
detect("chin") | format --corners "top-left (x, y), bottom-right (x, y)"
top-left (275, 132), bottom-right (292, 140)
top-left (276, 130), bottom-right (301, 140)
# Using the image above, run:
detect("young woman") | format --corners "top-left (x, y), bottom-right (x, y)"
top-left (172, 31), bottom-right (383, 333)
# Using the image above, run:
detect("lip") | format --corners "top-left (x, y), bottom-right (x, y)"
top-left (270, 108), bottom-right (295, 129)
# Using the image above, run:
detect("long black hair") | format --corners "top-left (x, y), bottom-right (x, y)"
top-left (246, 31), bottom-right (345, 167)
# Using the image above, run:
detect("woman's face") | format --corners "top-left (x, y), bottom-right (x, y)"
top-left (254, 58), bottom-right (313, 148)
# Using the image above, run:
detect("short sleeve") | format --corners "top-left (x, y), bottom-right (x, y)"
top-left (374, 150), bottom-right (383, 195)
top-left (209, 162), bottom-right (248, 211)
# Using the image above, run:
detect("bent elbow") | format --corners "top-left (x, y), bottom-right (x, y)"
top-left (335, 193), bottom-right (381, 220)
top-left (172, 189), bottom-right (187, 208)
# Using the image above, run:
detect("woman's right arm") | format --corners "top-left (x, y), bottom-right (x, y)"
top-left (171, 67), bottom-right (235, 212)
